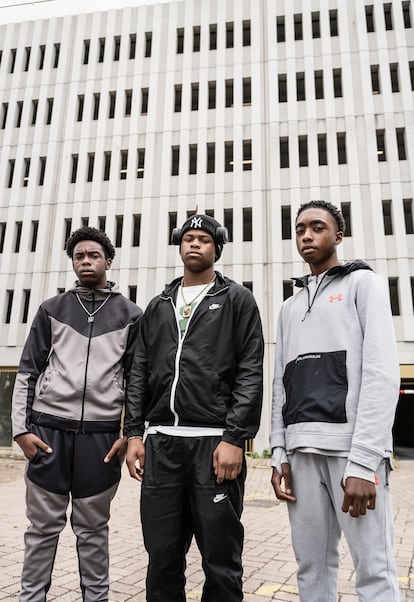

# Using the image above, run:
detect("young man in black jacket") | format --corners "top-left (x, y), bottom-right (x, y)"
top-left (12, 226), bottom-right (142, 602)
top-left (125, 214), bottom-right (264, 602)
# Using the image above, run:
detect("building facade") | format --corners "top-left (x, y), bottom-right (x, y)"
top-left (0, 0), bottom-right (413, 452)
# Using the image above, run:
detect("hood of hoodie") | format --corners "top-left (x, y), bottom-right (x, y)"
top-left (292, 260), bottom-right (373, 289)
top-left (70, 280), bottom-right (120, 301)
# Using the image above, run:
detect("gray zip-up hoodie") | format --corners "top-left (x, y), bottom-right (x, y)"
top-left (270, 261), bottom-right (400, 472)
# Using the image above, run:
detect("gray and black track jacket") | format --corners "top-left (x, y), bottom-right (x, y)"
top-left (124, 272), bottom-right (264, 448)
top-left (270, 261), bottom-right (400, 473)
top-left (12, 282), bottom-right (142, 437)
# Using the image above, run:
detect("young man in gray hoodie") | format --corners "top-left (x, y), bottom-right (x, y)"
top-left (270, 201), bottom-right (400, 601)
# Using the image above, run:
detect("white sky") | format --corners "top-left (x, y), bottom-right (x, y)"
top-left (0, 0), bottom-right (174, 25)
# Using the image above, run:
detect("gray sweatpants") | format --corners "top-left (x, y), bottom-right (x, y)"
top-left (287, 452), bottom-right (400, 602)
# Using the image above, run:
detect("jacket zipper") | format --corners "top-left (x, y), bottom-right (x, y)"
top-left (79, 292), bottom-right (94, 433)
top-left (302, 274), bottom-right (327, 321)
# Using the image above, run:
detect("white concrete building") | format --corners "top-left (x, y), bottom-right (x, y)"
top-left (0, 0), bottom-right (413, 452)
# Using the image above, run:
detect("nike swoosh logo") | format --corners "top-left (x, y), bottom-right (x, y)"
top-left (213, 493), bottom-right (228, 503)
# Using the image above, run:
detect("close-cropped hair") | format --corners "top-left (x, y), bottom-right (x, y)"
top-left (296, 200), bottom-right (346, 234)
top-left (65, 226), bottom-right (115, 260)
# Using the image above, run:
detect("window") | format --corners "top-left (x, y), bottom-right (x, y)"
top-left (403, 198), bottom-right (414, 234)
top-left (171, 146), bottom-right (180, 176)
top-left (278, 73), bottom-right (287, 102)
top-left (388, 278), bottom-right (400, 315)
top-left (242, 20), bottom-right (251, 46)
top-left (337, 132), bottom-right (347, 164)
top-left (280, 137), bottom-right (289, 168)
top-left (129, 286), bottom-right (137, 303)
top-left (103, 151), bottom-right (111, 181)
top-left (129, 34), bottom-right (136, 59)
top-left (384, 3), bottom-right (393, 30)
top-left (22, 158), bottom-right (30, 187)
top-left (396, 128), bottom-right (406, 160)
top-left (132, 214), bottom-right (141, 246)
top-left (113, 36), bottom-right (121, 61)
top-left (115, 215), bottom-right (123, 247)
top-left (177, 28), bottom-right (184, 53)
top-left (294, 14), bottom-right (303, 41)
top-left (370, 64), bottom-right (380, 94)
top-left (30, 220), bottom-right (39, 252)
top-left (76, 94), bottom-right (84, 121)
top-left (82, 217), bottom-right (89, 227)
top-left (38, 44), bottom-right (45, 69)
top-left (109, 91), bottom-right (116, 118)
top-left (333, 68), bottom-right (342, 97)
top-left (168, 211), bottom-right (177, 243)
top-left (87, 153), bottom-right (95, 182)
top-left (329, 9), bottom-right (338, 36)
top-left (207, 142), bottom-right (215, 173)
top-left (31, 99), bottom-right (38, 125)
top-left (22, 290), bottom-right (31, 324)
top-left (83, 39), bottom-right (90, 64)
top-left (98, 216), bottom-right (106, 231)
top-left (145, 32), bottom-right (152, 57)
top-left (120, 149), bottom-right (128, 180)
top-left (53, 43), bottom-right (60, 68)
top-left (276, 16), bottom-right (285, 42)
top-left (24, 46), bottom-right (31, 71)
top-left (5, 290), bottom-right (14, 324)
top-left (283, 280), bottom-right (294, 300)
top-left (174, 84), bottom-right (182, 112)
top-left (376, 129), bottom-right (386, 161)
top-left (225, 79), bottom-right (234, 107)
top-left (365, 5), bottom-right (375, 32)
top-left (46, 98), bottom-right (53, 124)
top-left (341, 202), bottom-right (352, 236)
top-left (16, 101), bottom-right (23, 128)
top-left (209, 24), bottom-right (217, 50)
top-left (141, 88), bottom-right (149, 114)
top-left (10, 48), bottom-right (16, 73)
top-left (38, 157), bottom-right (46, 185)
top-left (98, 38), bottom-right (105, 62)
top-left (224, 208), bottom-right (233, 242)
top-left (193, 26), bottom-right (200, 52)
top-left (0, 223), bottom-right (6, 253)
top-left (243, 207), bottom-right (252, 241)
top-left (382, 199), bottom-right (393, 234)
top-left (224, 141), bottom-right (233, 172)
top-left (125, 89), bottom-right (132, 116)
top-left (298, 135), bottom-right (308, 167)
top-left (243, 77), bottom-right (252, 105)
top-left (191, 82), bottom-right (199, 111)
top-left (317, 133), bottom-right (327, 165)
top-left (410, 61), bottom-right (414, 90)
top-left (390, 63), bottom-right (399, 92)
top-left (243, 281), bottom-right (253, 292)
top-left (296, 72), bottom-right (305, 101)
top-left (311, 11), bottom-right (320, 38)
top-left (314, 70), bottom-right (324, 99)
top-left (15, 222), bottom-right (22, 252)
top-left (281, 205), bottom-right (291, 239)
top-left (243, 139), bottom-right (252, 171)
top-left (93, 93), bottom-right (100, 120)
top-left (7, 159), bottom-right (15, 188)
top-left (189, 144), bottom-right (197, 174)
top-left (402, 1), bottom-right (412, 27)
top-left (226, 22), bottom-right (234, 48)
top-left (70, 154), bottom-right (78, 183)
top-left (1, 103), bottom-right (8, 129)
top-left (137, 148), bottom-right (145, 178)
top-left (208, 81), bottom-right (216, 109)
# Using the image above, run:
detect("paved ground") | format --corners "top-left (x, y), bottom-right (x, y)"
top-left (0, 451), bottom-right (413, 601)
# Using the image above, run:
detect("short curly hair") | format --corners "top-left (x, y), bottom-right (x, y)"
top-left (65, 226), bottom-right (115, 260)
top-left (296, 200), bottom-right (346, 234)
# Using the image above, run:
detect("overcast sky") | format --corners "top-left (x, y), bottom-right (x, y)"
top-left (0, 0), bottom-right (176, 24)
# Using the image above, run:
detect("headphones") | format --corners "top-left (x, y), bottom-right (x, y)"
top-left (171, 225), bottom-right (229, 246)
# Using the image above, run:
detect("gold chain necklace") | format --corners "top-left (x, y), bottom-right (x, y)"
top-left (180, 276), bottom-right (216, 318)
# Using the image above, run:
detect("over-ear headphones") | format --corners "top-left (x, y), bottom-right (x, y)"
top-left (171, 215), bottom-right (229, 261)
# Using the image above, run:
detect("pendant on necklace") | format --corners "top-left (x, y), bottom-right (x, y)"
top-left (88, 316), bottom-right (95, 323)
top-left (182, 305), bottom-right (192, 318)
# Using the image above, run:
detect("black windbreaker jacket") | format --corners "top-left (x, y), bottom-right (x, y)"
top-left (124, 272), bottom-right (264, 448)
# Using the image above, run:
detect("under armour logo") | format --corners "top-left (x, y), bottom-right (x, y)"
top-left (329, 293), bottom-right (343, 302)
top-left (190, 216), bottom-right (204, 229)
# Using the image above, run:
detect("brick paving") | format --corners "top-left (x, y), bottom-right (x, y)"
top-left (0, 452), bottom-right (413, 601)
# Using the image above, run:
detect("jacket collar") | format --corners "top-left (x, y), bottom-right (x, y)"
top-left (293, 260), bottom-right (373, 288)
top-left (161, 271), bottom-right (227, 300)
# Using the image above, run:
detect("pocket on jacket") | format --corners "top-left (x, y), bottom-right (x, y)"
top-left (282, 350), bottom-right (348, 426)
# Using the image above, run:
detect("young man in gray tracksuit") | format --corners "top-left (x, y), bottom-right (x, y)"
top-left (12, 226), bottom-right (142, 602)
top-left (270, 201), bottom-right (400, 601)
